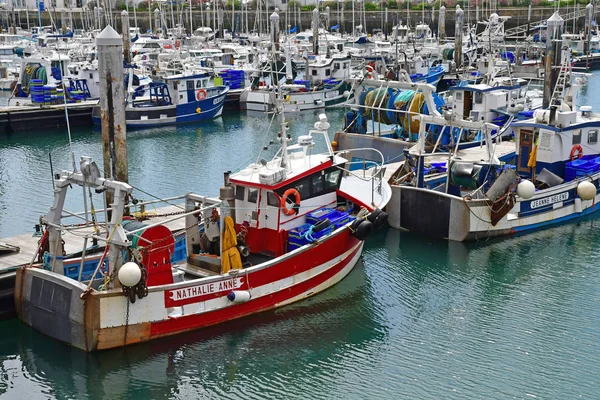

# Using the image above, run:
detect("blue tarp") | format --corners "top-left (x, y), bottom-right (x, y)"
top-left (288, 26), bottom-right (297, 33)
top-left (331, 24), bottom-right (339, 30)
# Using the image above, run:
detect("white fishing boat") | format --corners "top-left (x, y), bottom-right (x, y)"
top-left (387, 65), bottom-right (600, 241)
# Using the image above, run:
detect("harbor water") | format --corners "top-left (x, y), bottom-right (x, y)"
top-left (0, 76), bottom-right (599, 398)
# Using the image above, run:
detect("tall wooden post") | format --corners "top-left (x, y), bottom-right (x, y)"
top-left (543, 12), bottom-right (564, 110)
top-left (121, 10), bottom-right (131, 64)
top-left (97, 25), bottom-right (128, 198)
top-left (438, 5), bottom-right (445, 44)
top-left (312, 8), bottom-right (319, 55)
top-left (454, 5), bottom-right (464, 70)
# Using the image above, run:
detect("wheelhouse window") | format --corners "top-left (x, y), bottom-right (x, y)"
top-left (235, 186), bottom-right (245, 200)
top-left (588, 129), bottom-right (598, 144)
top-left (325, 170), bottom-right (341, 190)
top-left (294, 180), bottom-right (311, 200)
top-left (573, 129), bottom-right (582, 145)
top-left (247, 188), bottom-right (258, 203)
top-left (312, 173), bottom-right (326, 195)
top-left (276, 166), bottom-right (344, 201)
top-left (474, 92), bottom-right (483, 104)
top-left (267, 192), bottom-right (279, 207)
top-left (455, 91), bottom-right (462, 100)
top-left (187, 80), bottom-right (194, 91)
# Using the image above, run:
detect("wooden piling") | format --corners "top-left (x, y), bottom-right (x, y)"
top-left (438, 6), bottom-right (445, 44)
top-left (543, 13), bottom-right (564, 110)
top-left (121, 10), bottom-right (132, 64)
top-left (97, 25), bottom-right (128, 192)
top-left (454, 5), bottom-right (463, 70)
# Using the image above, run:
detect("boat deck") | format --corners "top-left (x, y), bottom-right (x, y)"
top-left (0, 204), bottom-right (186, 274)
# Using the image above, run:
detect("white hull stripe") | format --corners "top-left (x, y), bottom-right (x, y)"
top-left (99, 242), bottom-right (363, 328)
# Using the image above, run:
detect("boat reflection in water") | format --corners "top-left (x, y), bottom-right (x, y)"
top-left (6, 258), bottom-right (387, 398)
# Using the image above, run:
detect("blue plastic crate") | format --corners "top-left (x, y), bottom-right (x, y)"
top-left (306, 208), bottom-right (337, 224)
top-left (170, 236), bottom-right (187, 263)
top-left (430, 162), bottom-right (447, 172)
top-left (289, 223), bottom-right (335, 249)
top-left (64, 258), bottom-right (105, 281)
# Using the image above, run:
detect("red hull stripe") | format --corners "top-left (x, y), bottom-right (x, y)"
top-left (151, 243), bottom-right (362, 337)
top-left (230, 160), bottom-right (334, 190)
top-left (163, 228), bottom-right (360, 307)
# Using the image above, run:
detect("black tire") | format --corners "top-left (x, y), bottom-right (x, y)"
top-left (367, 209), bottom-right (382, 223)
top-left (372, 211), bottom-right (388, 230)
top-left (313, 218), bottom-right (332, 232)
top-left (351, 220), bottom-right (373, 240)
top-left (349, 218), bottom-right (363, 232)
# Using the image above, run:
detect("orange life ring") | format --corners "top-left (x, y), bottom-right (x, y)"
top-left (570, 144), bottom-right (583, 161)
top-left (280, 188), bottom-right (300, 216)
top-left (196, 89), bottom-right (207, 101)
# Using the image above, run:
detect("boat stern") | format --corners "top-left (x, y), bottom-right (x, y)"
top-left (16, 266), bottom-right (94, 351)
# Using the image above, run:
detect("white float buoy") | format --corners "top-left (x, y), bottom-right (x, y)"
top-left (227, 290), bottom-right (251, 303)
top-left (517, 180), bottom-right (535, 199)
top-left (118, 262), bottom-right (142, 287)
top-left (577, 181), bottom-right (596, 201)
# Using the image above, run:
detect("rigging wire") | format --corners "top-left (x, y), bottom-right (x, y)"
top-left (129, 184), bottom-right (186, 211)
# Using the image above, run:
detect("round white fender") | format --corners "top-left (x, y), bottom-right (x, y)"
top-left (227, 290), bottom-right (251, 303)
top-left (517, 180), bottom-right (535, 200)
top-left (118, 262), bottom-right (142, 287)
top-left (577, 181), bottom-right (596, 201)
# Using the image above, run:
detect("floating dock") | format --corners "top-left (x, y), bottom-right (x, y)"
top-left (0, 100), bottom-right (98, 132)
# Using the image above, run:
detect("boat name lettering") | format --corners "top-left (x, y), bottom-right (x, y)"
top-left (325, 91), bottom-right (337, 99)
top-left (213, 96), bottom-right (224, 105)
top-left (530, 192), bottom-right (569, 209)
top-left (169, 278), bottom-right (244, 300)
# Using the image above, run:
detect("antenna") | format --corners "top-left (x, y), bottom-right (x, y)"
top-left (59, 53), bottom-right (77, 172)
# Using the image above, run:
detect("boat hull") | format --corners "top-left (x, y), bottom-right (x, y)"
top-left (16, 228), bottom-right (364, 351)
top-left (240, 82), bottom-right (351, 113)
top-left (91, 90), bottom-right (227, 128)
top-left (388, 174), bottom-right (600, 241)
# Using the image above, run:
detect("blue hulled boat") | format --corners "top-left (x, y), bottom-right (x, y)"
top-left (92, 73), bottom-right (228, 128)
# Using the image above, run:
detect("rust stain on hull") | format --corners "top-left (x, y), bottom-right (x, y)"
top-left (96, 322), bottom-right (152, 350)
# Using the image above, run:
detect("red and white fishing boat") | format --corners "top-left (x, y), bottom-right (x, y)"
top-left (15, 111), bottom-right (391, 351)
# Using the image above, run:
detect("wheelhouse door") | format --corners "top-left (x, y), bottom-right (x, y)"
top-left (463, 91), bottom-right (472, 119)
top-left (518, 128), bottom-right (534, 174)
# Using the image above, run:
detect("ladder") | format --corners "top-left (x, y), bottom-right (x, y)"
top-left (550, 48), bottom-right (572, 108)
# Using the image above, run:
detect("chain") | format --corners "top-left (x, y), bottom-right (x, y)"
top-left (83, 296), bottom-right (90, 352)
top-left (124, 295), bottom-right (130, 347)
